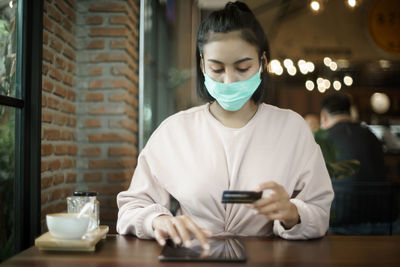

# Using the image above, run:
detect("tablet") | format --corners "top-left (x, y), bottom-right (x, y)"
top-left (158, 237), bottom-right (247, 262)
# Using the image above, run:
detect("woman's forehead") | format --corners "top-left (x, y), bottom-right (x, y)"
top-left (203, 31), bottom-right (258, 63)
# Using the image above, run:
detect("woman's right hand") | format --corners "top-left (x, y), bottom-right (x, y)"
top-left (152, 215), bottom-right (211, 250)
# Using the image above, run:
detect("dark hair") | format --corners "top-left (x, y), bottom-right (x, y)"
top-left (321, 93), bottom-right (352, 115)
top-left (196, 1), bottom-right (271, 104)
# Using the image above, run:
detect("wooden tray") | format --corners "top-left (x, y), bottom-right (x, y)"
top-left (35, 225), bottom-right (109, 252)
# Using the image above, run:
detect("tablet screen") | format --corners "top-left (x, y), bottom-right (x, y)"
top-left (158, 237), bottom-right (247, 262)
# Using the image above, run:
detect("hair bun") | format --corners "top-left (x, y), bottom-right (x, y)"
top-left (225, 1), bottom-right (252, 13)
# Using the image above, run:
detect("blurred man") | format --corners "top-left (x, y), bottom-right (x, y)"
top-left (320, 93), bottom-right (385, 181)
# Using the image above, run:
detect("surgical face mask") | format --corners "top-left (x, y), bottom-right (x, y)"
top-left (203, 60), bottom-right (262, 112)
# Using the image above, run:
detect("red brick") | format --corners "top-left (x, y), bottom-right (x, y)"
top-left (41, 161), bottom-right (48, 172)
top-left (90, 27), bottom-right (129, 37)
top-left (43, 128), bottom-right (60, 140)
top-left (85, 92), bottom-right (104, 102)
top-left (50, 37), bottom-right (63, 53)
top-left (109, 119), bottom-right (138, 133)
top-left (86, 16), bottom-right (104, 25)
top-left (42, 78), bottom-right (54, 92)
top-left (68, 145), bottom-right (77, 155)
top-left (41, 144), bottom-right (54, 156)
top-left (54, 84), bottom-right (67, 98)
top-left (107, 171), bottom-right (133, 182)
top-left (55, 144), bottom-right (68, 155)
top-left (88, 184), bottom-right (126, 196)
top-left (66, 173), bottom-right (77, 183)
top-left (88, 67), bottom-right (103, 75)
top-left (62, 17), bottom-right (73, 33)
top-left (63, 47), bottom-right (76, 60)
top-left (43, 47), bottom-right (54, 63)
top-left (90, 53), bottom-right (126, 63)
top-left (55, 56), bottom-right (67, 70)
top-left (49, 67), bottom-right (63, 81)
top-left (83, 172), bottom-right (103, 182)
top-left (61, 158), bottom-right (75, 168)
top-left (63, 73), bottom-right (74, 86)
top-left (54, 174), bottom-right (64, 185)
top-left (55, 0), bottom-right (76, 21)
top-left (42, 112), bottom-right (52, 123)
top-left (89, 3), bottom-right (127, 13)
top-left (43, 15), bottom-right (54, 32)
top-left (42, 63), bottom-right (49, 75)
top-left (41, 176), bottom-right (53, 190)
top-left (49, 159), bottom-right (61, 170)
top-left (43, 31), bottom-right (49, 45)
top-left (47, 3), bottom-right (62, 22)
top-left (67, 117), bottom-right (76, 127)
top-left (47, 95), bottom-right (60, 110)
top-left (60, 130), bottom-right (76, 140)
top-left (60, 101), bottom-right (76, 113)
top-left (89, 157), bottom-right (136, 169)
top-left (53, 113), bottom-right (67, 126)
top-left (42, 95), bottom-right (47, 107)
top-left (85, 118), bottom-right (102, 128)
top-left (108, 147), bottom-right (136, 156)
top-left (82, 146), bottom-right (101, 156)
top-left (67, 89), bottom-right (76, 100)
top-left (87, 40), bottom-right (105, 49)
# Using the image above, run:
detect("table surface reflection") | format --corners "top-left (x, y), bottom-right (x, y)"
top-left (3, 234), bottom-right (400, 266)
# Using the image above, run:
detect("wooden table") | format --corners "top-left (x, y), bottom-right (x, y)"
top-left (2, 235), bottom-right (400, 266)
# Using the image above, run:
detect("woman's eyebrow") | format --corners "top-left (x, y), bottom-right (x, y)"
top-left (207, 57), bottom-right (254, 65)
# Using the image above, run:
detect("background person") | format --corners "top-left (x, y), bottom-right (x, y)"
top-left (320, 93), bottom-right (385, 181)
top-left (117, 2), bottom-right (333, 249)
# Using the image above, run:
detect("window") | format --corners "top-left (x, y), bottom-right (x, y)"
top-left (0, 0), bottom-right (42, 262)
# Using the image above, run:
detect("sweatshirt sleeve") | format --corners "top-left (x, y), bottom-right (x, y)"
top-left (117, 150), bottom-right (172, 239)
top-left (273, 145), bottom-right (334, 240)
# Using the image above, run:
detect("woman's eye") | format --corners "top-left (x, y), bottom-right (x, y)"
top-left (211, 69), bottom-right (224, 73)
top-left (237, 68), bottom-right (250, 73)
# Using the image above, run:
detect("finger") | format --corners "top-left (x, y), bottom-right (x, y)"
top-left (257, 201), bottom-right (280, 215)
top-left (172, 217), bottom-right (192, 247)
top-left (165, 219), bottom-right (181, 245)
top-left (253, 196), bottom-right (275, 208)
top-left (256, 181), bottom-right (279, 191)
top-left (201, 229), bottom-right (213, 238)
top-left (154, 228), bottom-right (166, 246)
top-left (185, 218), bottom-right (210, 250)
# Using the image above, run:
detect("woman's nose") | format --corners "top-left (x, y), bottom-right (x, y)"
top-left (223, 70), bottom-right (238, 84)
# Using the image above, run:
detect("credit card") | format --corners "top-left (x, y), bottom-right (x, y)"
top-left (221, 190), bottom-right (262, 203)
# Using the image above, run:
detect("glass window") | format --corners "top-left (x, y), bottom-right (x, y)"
top-left (0, 106), bottom-right (15, 261)
top-left (0, 0), bottom-right (18, 98)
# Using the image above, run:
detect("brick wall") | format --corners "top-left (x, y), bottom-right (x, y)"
top-left (75, 0), bottom-right (139, 233)
top-left (41, 0), bottom-right (78, 230)
top-left (41, 0), bottom-right (139, 233)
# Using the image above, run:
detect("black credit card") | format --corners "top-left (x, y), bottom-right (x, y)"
top-left (221, 190), bottom-right (262, 204)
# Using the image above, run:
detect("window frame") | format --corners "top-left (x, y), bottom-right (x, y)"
top-left (0, 0), bottom-right (43, 255)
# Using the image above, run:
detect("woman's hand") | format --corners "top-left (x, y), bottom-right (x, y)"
top-left (152, 215), bottom-right (211, 250)
top-left (252, 181), bottom-right (300, 229)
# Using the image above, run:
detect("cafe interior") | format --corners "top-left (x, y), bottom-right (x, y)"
top-left (1, 0), bottom-right (400, 264)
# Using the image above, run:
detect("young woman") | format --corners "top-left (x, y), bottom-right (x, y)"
top-left (117, 1), bottom-right (333, 250)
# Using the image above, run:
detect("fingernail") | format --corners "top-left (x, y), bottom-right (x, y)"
top-left (203, 243), bottom-right (210, 250)
top-left (160, 240), bottom-right (165, 246)
top-left (185, 240), bottom-right (191, 247)
top-left (174, 237), bottom-right (181, 244)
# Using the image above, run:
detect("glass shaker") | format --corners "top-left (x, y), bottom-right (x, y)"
top-left (67, 191), bottom-right (100, 232)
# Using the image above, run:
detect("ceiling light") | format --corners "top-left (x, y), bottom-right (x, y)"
top-left (333, 81), bottom-right (341, 90)
top-left (343, 75), bottom-right (353, 86)
top-left (310, 1), bottom-right (321, 12)
top-left (305, 80), bottom-right (315, 91)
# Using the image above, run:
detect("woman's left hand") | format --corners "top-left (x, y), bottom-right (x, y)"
top-left (252, 181), bottom-right (300, 229)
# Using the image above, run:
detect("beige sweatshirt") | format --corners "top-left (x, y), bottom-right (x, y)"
top-left (117, 103), bottom-right (334, 240)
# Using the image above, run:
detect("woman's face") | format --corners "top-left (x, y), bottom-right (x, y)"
top-left (202, 31), bottom-right (261, 84)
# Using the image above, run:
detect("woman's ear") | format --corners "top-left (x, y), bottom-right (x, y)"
top-left (262, 52), bottom-right (268, 72)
